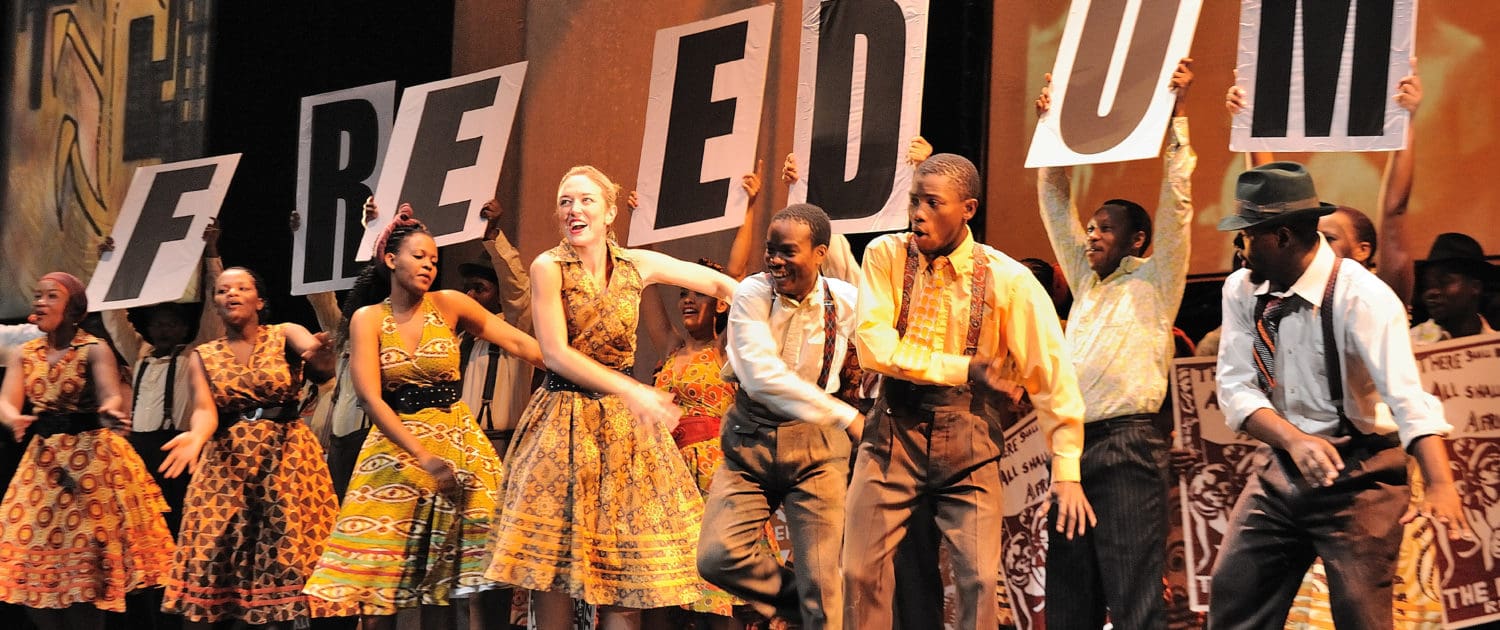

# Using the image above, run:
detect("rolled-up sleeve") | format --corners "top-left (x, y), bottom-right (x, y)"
top-left (1216, 271), bottom-right (1275, 433)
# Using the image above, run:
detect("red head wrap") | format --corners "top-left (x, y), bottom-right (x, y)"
top-left (39, 271), bottom-right (88, 319)
top-left (371, 203), bottom-right (426, 261)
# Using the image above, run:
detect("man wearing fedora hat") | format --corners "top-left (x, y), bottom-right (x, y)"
top-left (1411, 232), bottom-right (1496, 344)
top-left (1209, 162), bottom-right (1472, 629)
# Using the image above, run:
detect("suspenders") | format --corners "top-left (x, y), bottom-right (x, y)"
top-left (895, 235), bottom-right (989, 355)
top-left (131, 346), bottom-right (182, 432)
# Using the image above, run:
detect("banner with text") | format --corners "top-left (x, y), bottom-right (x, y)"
top-left (1415, 333), bottom-right (1500, 628)
top-left (629, 6), bottom-right (774, 246)
top-left (1025, 0), bottom-right (1203, 167)
top-left (357, 63), bottom-right (527, 260)
top-left (293, 81), bottom-right (396, 294)
top-left (1172, 356), bottom-right (1262, 612)
top-left (1000, 407), bottom-right (1051, 630)
top-left (1230, 0), bottom-right (1416, 152)
top-left (87, 154), bottom-right (241, 311)
top-left (788, 0), bottom-right (928, 234)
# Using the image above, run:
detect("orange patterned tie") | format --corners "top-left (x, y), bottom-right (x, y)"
top-left (896, 257), bottom-right (952, 363)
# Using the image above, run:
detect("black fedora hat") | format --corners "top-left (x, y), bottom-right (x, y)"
top-left (1418, 233), bottom-right (1495, 281)
top-left (1217, 162), bottom-right (1337, 231)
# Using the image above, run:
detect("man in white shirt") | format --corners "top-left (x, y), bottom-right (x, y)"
top-left (697, 204), bottom-right (861, 630)
top-left (1210, 162), bottom-right (1471, 629)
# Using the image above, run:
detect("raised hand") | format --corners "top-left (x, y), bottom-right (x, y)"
top-left (1035, 73), bottom-right (1053, 116)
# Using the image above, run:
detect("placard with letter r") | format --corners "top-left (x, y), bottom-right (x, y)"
top-left (1231, 0), bottom-right (1416, 153)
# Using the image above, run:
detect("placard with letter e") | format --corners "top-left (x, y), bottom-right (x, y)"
top-left (293, 81), bottom-right (396, 294)
top-left (87, 154), bottom-right (241, 311)
top-left (357, 63), bottom-right (527, 260)
top-left (629, 5), bottom-right (774, 246)
top-left (1026, 0), bottom-right (1203, 167)
top-left (787, 0), bottom-right (928, 234)
top-left (1230, 0), bottom-right (1417, 152)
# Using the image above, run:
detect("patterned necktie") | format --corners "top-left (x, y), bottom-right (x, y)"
top-left (897, 257), bottom-right (952, 360)
top-left (1253, 294), bottom-right (1296, 392)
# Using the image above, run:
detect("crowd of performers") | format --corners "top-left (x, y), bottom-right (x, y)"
top-left (0, 59), bottom-right (1496, 630)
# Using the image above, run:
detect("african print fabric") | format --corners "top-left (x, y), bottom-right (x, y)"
top-left (0, 331), bottom-right (174, 612)
top-left (304, 296), bottom-right (504, 615)
top-left (163, 324), bottom-right (345, 623)
top-left (486, 241), bottom-right (703, 609)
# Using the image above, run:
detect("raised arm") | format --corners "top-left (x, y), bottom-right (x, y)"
top-left (1152, 59), bottom-right (1198, 316)
top-left (306, 291), bottom-right (343, 337)
top-left (530, 253), bottom-right (682, 430)
top-left (159, 351), bottom-right (219, 478)
top-left (726, 161), bottom-right (765, 281)
top-left (1034, 73), bottom-right (1091, 290)
top-left (1225, 78), bottom-right (1275, 168)
top-left (1377, 70), bottom-right (1420, 305)
top-left (432, 290), bottom-right (543, 369)
top-left (190, 219), bottom-right (227, 346)
top-left (480, 200), bottom-right (533, 332)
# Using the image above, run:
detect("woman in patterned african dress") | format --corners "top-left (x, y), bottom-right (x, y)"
top-left (484, 166), bottom-right (737, 630)
top-left (0, 272), bottom-right (175, 630)
top-left (303, 208), bottom-right (542, 630)
top-left (157, 266), bottom-right (344, 629)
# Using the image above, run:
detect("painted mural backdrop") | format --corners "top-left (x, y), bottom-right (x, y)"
top-left (2, 0), bottom-right (211, 318)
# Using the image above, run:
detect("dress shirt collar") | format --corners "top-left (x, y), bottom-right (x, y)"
top-left (775, 275), bottom-right (827, 310)
top-left (1100, 255), bottom-right (1145, 283)
top-left (1253, 235), bottom-right (1334, 305)
top-left (916, 227), bottom-right (977, 277)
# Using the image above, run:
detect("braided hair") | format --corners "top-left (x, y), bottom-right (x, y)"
top-left (337, 207), bottom-right (430, 349)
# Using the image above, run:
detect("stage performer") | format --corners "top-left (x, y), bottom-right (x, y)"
top-left (0, 272), bottom-right (174, 630)
top-left (485, 166), bottom-right (737, 630)
top-left (1209, 162), bottom-right (1472, 629)
top-left (303, 208), bottom-right (541, 630)
top-left (157, 266), bottom-right (343, 628)
top-left (844, 153), bottom-right (1087, 628)
top-left (1034, 58), bottom-right (1195, 630)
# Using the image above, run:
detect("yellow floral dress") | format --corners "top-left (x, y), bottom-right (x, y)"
top-left (163, 324), bottom-right (344, 623)
top-left (303, 295), bottom-right (504, 614)
top-left (0, 331), bottom-right (174, 612)
top-left (486, 241), bottom-right (704, 608)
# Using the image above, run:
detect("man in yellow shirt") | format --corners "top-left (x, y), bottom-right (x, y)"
top-left (844, 153), bottom-right (1088, 628)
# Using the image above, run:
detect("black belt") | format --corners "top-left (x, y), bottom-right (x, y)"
top-left (382, 382), bottom-right (461, 414)
top-left (542, 370), bottom-right (631, 401)
top-left (1084, 414), bottom-right (1157, 434)
top-left (217, 404), bottom-right (301, 432)
top-left (880, 378), bottom-right (973, 407)
top-left (30, 412), bottom-right (104, 437)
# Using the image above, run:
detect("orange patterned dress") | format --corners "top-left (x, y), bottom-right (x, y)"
top-left (0, 331), bottom-right (174, 612)
top-left (163, 324), bottom-right (344, 623)
top-left (486, 242), bottom-right (704, 608)
top-left (654, 345), bottom-right (741, 615)
top-left (303, 296), bottom-right (505, 614)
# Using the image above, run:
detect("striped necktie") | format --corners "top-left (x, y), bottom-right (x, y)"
top-left (1253, 294), bottom-right (1296, 392)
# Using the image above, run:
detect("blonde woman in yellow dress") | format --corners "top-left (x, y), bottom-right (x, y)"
top-left (485, 166), bottom-right (737, 630)
top-left (303, 208), bottom-right (543, 630)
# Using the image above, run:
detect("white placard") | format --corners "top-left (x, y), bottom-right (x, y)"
top-left (788, 0), bottom-right (928, 234)
top-left (629, 5), bottom-right (774, 247)
top-left (87, 154), bottom-right (241, 311)
top-left (293, 81), bottom-right (396, 294)
top-left (357, 63), bottom-right (527, 260)
top-left (1230, 0), bottom-right (1416, 153)
top-left (1026, 0), bottom-right (1203, 167)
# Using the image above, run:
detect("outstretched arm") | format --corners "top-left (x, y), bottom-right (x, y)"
top-left (1034, 72), bottom-right (1091, 290)
top-left (1377, 69), bottom-right (1420, 305)
top-left (726, 161), bottom-right (765, 281)
top-left (434, 290), bottom-right (543, 369)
